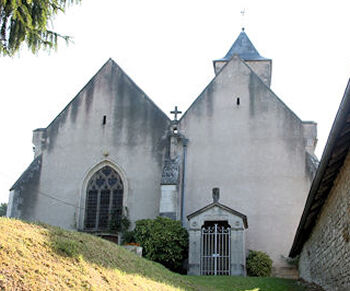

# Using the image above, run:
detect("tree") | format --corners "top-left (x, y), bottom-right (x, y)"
top-left (0, 0), bottom-right (81, 56)
top-left (0, 203), bottom-right (7, 216)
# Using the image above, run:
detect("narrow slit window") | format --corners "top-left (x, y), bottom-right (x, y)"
top-left (103, 115), bottom-right (107, 125)
top-left (236, 98), bottom-right (240, 106)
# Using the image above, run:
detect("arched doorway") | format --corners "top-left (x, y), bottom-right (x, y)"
top-left (84, 166), bottom-right (123, 232)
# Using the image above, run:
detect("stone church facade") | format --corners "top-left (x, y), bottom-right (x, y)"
top-left (8, 30), bottom-right (317, 276)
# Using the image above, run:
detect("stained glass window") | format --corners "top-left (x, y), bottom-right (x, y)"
top-left (84, 166), bottom-right (124, 231)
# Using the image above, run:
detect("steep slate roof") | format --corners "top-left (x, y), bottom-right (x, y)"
top-left (215, 29), bottom-right (269, 62)
top-left (187, 201), bottom-right (248, 228)
top-left (10, 155), bottom-right (42, 191)
top-left (290, 79), bottom-right (350, 257)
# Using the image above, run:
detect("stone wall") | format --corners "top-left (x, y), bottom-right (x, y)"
top-left (299, 150), bottom-right (350, 291)
top-left (187, 204), bottom-right (247, 276)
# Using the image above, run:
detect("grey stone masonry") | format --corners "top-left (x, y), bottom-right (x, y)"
top-left (187, 196), bottom-right (248, 276)
top-left (298, 150), bottom-right (350, 291)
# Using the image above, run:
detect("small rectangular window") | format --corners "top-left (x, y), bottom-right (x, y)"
top-left (103, 115), bottom-right (107, 125)
top-left (236, 98), bottom-right (240, 106)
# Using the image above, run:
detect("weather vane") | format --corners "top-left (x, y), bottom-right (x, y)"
top-left (240, 8), bottom-right (246, 30)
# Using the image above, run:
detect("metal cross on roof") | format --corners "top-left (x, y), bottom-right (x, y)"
top-left (240, 8), bottom-right (246, 30)
top-left (170, 106), bottom-right (182, 121)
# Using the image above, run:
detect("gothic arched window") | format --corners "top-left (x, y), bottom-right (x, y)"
top-left (84, 166), bottom-right (124, 232)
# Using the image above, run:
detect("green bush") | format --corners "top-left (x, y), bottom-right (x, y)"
top-left (246, 250), bottom-right (273, 277)
top-left (0, 203), bottom-right (7, 217)
top-left (122, 230), bottom-right (136, 244)
top-left (133, 217), bottom-right (188, 273)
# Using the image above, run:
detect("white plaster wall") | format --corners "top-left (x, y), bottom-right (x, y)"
top-left (214, 59), bottom-right (272, 88)
top-left (179, 56), bottom-right (312, 271)
top-left (20, 60), bottom-right (170, 229)
top-left (302, 122), bottom-right (318, 153)
top-left (214, 61), bottom-right (226, 75)
top-left (6, 190), bottom-right (14, 217)
top-left (245, 60), bottom-right (272, 87)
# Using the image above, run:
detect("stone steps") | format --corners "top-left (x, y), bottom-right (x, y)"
top-left (273, 266), bottom-right (299, 280)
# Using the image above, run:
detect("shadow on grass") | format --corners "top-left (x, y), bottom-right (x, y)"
top-left (45, 224), bottom-right (305, 291)
top-left (186, 276), bottom-right (307, 291)
top-left (46, 225), bottom-right (198, 290)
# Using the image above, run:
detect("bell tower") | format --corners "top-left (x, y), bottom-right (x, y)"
top-left (213, 28), bottom-right (272, 87)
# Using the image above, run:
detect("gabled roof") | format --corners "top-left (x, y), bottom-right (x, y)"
top-left (46, 58), bottom-right (170, 132)
top-left (187, 201), bottom-right (248, 228)
top-left (10, 155), bottom-right (42, 191)
top-left (290, 79), bottom-right (350, 257)
top-left (215, 29), bottom-right (269, 62)
top-left (180, 54), bottom-right (302, 124)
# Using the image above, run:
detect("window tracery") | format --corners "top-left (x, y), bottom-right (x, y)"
top-left (84, 166), bottom-right (123, 231)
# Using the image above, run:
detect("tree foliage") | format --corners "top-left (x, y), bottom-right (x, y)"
top-left (0, 203), bottom-right (7, 216)
top-left (0, 0), bottom-right (80, 56)
top-left (132, 217), bottom-right (189, 273)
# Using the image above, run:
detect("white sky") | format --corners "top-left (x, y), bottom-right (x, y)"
top-left (1, 0), bottom-right (350, 204)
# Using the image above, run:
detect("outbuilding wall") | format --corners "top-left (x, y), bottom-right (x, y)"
top-left (299, 150), bottom-right (350, 291)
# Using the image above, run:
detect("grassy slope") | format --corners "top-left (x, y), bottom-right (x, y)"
top-left (0, 218), bottom-right (306, 291)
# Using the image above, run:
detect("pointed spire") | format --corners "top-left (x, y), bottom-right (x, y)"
top-left (217, 29), bottom-right (267, 61)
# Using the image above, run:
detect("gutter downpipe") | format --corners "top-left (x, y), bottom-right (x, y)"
top-left (181, 138), bottom-right (189, 226)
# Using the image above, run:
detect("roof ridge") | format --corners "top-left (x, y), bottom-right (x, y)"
top-left (109, 59), bottom-right (171, 122)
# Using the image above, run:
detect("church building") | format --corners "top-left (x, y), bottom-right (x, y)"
top-left (7, 30), bottom-right (317, 276)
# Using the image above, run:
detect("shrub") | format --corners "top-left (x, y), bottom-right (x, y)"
top-left (133, 217), bottom-right (188, 273)
top-left (246, 250), bottom-right (273, 277)
top-left (122, 230), bottom-right (136, 244)
top-left (0, 203), bottom-right (7, 217)
top-left (285, 255), bottom-right (299, 267)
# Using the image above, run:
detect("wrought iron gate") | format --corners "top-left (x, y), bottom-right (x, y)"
top-left (200, 223), bottom-right (231, 275)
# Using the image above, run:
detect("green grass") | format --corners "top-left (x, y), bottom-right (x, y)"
top-left (188, 276), bottom-right (305, 291)
top-left (0, 217), bottom-right (307, 291)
